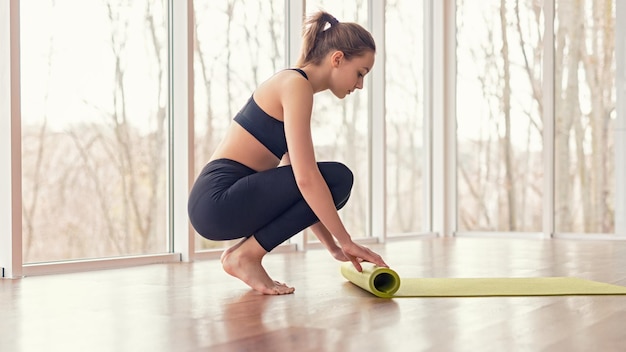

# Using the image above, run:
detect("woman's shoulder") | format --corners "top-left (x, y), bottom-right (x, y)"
top-left (257, 69), bottom-right (312, 99)
top-left (267, 69), bottom-right (309, 85)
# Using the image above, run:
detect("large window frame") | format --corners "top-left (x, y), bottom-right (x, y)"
top-left (4, 0), bottom-right (624, 278)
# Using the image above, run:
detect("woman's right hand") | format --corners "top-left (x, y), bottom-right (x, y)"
top-left (328, 246), bottom-right (350, 262)
top-left (340, 241), bottom-right (389, 272)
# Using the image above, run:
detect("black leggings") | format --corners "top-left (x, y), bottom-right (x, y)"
top-left (187, 158), bottom-right (353, 252)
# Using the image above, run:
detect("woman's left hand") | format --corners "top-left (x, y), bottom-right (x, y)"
top-left (340, 241), bottom-right (388, 272)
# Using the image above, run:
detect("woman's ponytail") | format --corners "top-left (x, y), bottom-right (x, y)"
top-left (296, 12), bottom-right (338, 66)
top-left (296, 11), bottom-right (374, 67)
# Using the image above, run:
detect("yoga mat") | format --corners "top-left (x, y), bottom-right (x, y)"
top-left (340, 262), bottom-right (626, 298)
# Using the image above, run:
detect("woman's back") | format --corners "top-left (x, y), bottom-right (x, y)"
top-left (209, 69), bottom-right (311, 172)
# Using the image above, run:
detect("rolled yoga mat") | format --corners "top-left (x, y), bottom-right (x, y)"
top-left (340, 262), bottom-right (626, 298)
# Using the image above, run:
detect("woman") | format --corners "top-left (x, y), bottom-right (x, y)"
top-left (188, 11), bottom-right (388, 295)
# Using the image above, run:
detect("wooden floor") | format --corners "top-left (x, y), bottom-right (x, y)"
top-left (2, 237), bottom-right (626, 352)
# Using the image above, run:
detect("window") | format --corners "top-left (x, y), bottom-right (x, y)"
top-left (385, 0), bottom-right (425, 235)
top-left (20, 0), bottom-right (169, 262)
top-left (456, 0), bottom-right (544, 232)
top-left (553, 0), bottom-right (616, 234)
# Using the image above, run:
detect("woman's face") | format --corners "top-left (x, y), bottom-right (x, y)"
top-left (329, 50), bottom-right (375, 99)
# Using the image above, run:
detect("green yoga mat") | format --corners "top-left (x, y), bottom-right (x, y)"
top-left (340, 262), bottom-right (626, 298)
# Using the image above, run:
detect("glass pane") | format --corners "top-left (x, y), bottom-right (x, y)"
top-left (456, 0), bottom-right (544, 232)
top-left (304, 1), bottom-right (370, 241)
top-left (193, 1), bottom-right (285, 250)
top-left (20, 0), bottom-right (169, 262)
top-left (554, 0), bottom-right (615, 233)
top-left (385, 0), bottom-right (425, 235)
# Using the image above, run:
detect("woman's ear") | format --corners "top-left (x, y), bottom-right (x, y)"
top-left (330, 51), bottom-right (344, 68)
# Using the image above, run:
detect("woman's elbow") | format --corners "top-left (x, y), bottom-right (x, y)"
top-left (294, 169), bottom-right (321, 191)
top-left (295, 174), bottom-right (314, 190)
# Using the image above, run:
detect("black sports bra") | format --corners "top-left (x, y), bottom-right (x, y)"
top-left (233, 68), bottom-right (308, 159)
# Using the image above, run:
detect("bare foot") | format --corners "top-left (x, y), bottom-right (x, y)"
top-left (221, 237), bottom-right (295, 295)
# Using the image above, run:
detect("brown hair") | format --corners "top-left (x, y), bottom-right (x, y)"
top-left (296, 11), bottom-right (376, 67)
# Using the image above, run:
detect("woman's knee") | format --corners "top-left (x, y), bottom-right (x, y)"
top-left (319, 162), bottom-right (353, 204)
top-left (336, 162), bottom-right (354, 190)
top-left (321, 161), bottom-right (353, 184)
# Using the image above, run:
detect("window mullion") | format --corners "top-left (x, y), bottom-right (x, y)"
top-left (542, 0), bottom-right (555, 238)
top-left (0, 0), bottom-right (23, 278)
top-left (170, 0), bottom-right (194, 260)
top-left (615, 0), bottom-right (626, 236)
top-left (368, 0), bottom-right (386, 242)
